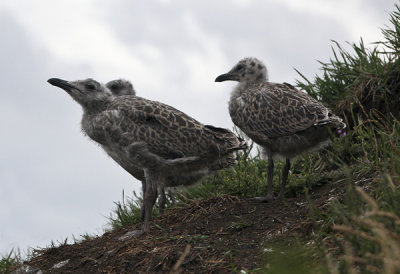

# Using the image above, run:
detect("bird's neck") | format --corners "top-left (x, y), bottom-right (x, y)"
top-left (81, 110), bottom-right (107, 144)
top-left (82, 97), bottom-right (113, 115)
top-left (231, 81), bottom-right (255, 99)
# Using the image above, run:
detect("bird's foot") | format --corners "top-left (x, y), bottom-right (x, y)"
top-left (251, 194), bottom-right (275, 202)
top-left (117, 229), bottom-right (144, 240)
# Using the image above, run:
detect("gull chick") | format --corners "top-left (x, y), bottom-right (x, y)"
top-left (105, 79), bottom-right (238, 216)
top-left (48, 78), bottom-right (247, 233)
top-left (215, 57), bottom-right (345, 201)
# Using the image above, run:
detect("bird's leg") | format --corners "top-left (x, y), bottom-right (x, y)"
top-left (252, 156), bottom-right (274, 202)
top-left (278, 159), bottom-right (290, 199)
top-left (158, 186), bottom-right (166, 215)
top-left (265, 157), bottom-right (275, 201)
top-left (140, 179), bottom-right (146, 221)
top-left (117, 171), bottom-right (159, 239)
top-left (142, 170), bottom-right (159, 233)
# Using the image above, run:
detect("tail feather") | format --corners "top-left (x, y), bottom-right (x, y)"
top-left (204, 125), bottom-right (248, 154)
top-left (210, 153), bottom-right (238, 170)
top-left (315, 114), bottom-right (346, 130)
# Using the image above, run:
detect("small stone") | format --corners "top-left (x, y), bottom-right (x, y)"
top-left (51, 259), bottom-right (70, 269)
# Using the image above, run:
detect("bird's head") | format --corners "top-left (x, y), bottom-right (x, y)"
top-left (106, 79), bottom-right (136, 96)
top-left (215, 57), bottom-right (268, 84)
top-left (47, 78), bottom-right (113, 112)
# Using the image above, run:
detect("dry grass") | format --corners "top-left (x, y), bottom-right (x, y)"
top-left (329, 187), bottom-right (400, 274)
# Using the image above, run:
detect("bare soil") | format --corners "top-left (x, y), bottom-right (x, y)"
top-left (18, 182), bottom-right (340, 273)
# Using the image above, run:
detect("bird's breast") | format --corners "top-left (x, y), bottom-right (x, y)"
top-left (81, 114), bottom-right (108, 144)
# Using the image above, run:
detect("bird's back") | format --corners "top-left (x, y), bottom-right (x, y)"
top-left (85, 95), bottom-right (245, 164)
top-left (229, 81), bottom-right (344, 158)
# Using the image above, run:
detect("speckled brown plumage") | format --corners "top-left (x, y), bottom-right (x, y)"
top-left (83, 95), bottom-right (244, 163)
top-left (229, 81), bottom-right (344, 158)
top-left (48, 77), bottom-right (247, 234)
top-left (105, 79), bottom-right (238, 216)
top-left (216, 57), bottom-right (345, 201)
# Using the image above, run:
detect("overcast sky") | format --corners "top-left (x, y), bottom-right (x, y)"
top-left (0, 0), bottom-right (396, 257)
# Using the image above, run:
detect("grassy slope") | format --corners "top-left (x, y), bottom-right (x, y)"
top-left (108, 5), bottom-right (400, 272)
top-left (107, 5), bottom-right (400, 270)
top-left (3, 4), bottom-right (400, 274)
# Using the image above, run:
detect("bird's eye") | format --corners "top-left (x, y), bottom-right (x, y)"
top-left (236, 64), bottom-right (244, 71)
top-left (86, 84), bottom-right (95, 90)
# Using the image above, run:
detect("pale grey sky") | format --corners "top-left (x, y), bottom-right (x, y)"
top-left (0, 0), bottom-right (395, 256)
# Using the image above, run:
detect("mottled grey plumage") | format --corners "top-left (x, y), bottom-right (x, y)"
top-left (48, 78), bottom-right (247, 233)
top-left (215, 57), bottom-right (345, 201)
top-left (105, 79), bottom-right (238, 216)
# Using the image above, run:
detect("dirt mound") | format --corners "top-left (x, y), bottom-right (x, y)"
top-left (17, 183), bottom-right (338, 273)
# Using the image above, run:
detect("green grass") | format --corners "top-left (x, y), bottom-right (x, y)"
top-left (292, 3), bottom-right (400, 272)
top-left (0, 249), bottom-right (22, 273)
top-left (108, 190), bottom-right (144, 229)
top-left (295, 5), bottom-right (400, 129)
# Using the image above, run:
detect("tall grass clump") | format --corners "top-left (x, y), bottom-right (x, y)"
top-left (308, 118), bottom-right (400, 273)
top-left (296, 5), bottom-right (400, 129)
top-left (291, 3), bottom-right (400, 273)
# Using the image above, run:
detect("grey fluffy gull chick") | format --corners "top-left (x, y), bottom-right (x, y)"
top-left (48, 78), bottom-right (247, 233)
top-left (215, 57), bottom-right (345, 201)
top-left (105, 79), bottom-right (238, 217)
top-left (106, 79), bottom-right (136, 96)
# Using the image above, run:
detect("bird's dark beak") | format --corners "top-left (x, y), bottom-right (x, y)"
top-left (47, 78), bottom-right (76, 92)
top-left (215, 73), bottom-right (239, 82)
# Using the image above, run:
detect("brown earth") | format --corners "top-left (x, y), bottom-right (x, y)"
top-left (17, 182), bottom-right (342, 273)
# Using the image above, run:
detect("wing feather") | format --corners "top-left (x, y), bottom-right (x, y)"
top-left (87, 96), bottom-right (240, 160)
top-left (230, 82), bottom-right (329, 139)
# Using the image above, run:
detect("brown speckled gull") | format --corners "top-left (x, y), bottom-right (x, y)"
top-left (215, 57), bottom-right (345, 201)
top-left (48, 77), bottom-right (247, 234)
top-left (105, 79), bottom-right (238, 217)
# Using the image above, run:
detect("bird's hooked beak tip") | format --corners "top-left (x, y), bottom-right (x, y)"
top-left (47, 78), bottom-right (75, 91)
top-left (215, 73), bottom-right (236, 82)
top-left (48, 78), bottom-right (63, 85)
